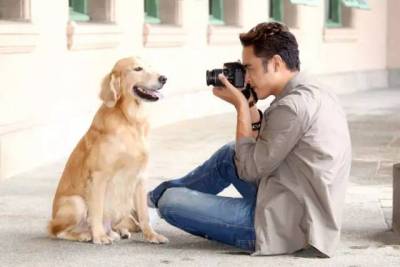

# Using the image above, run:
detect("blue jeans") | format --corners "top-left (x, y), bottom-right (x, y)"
top-left (148, 142), bottom-right (258, 251)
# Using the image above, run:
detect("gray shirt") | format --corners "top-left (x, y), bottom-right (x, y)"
top-left (235, 72), bottom-right (351, 257)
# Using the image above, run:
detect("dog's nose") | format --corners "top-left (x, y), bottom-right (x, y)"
top-left (159, 75), bottom-right (167, 84)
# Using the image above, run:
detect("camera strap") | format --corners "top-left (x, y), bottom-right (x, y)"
top-left (241, 84), bottom-right (258, 103)
top-left (251, 87), bottom-right (258, 102)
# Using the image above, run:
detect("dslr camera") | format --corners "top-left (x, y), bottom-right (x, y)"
top-left (206, 61), bottom-right (258, 102)
top-left (206, 61), bottom-right (245, 88)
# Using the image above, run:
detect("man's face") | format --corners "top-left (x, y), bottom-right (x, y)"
top-left (242, 45), bottom-right (279, 99)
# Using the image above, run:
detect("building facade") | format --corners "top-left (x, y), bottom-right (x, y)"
top-left (0, 0), bottom-right (399, 180)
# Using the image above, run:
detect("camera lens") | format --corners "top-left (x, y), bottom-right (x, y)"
top-left (206, 69), bottom-right (223, 86)
top-left (206, 70), bottom-right (213, 86)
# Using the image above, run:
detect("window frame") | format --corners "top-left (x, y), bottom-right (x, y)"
top-left (144, 0), bottom-right (161, 24)
top-left (326, 0), bottom-right (370, 28)
top-left (143, 0), bottom-right (186, 47)
top-left (66, 0), bottom-right (121, 51)
top-left (209, 0), bottom-right (224, 25)
top-left (323, 0), bottom-right (359, 42)
top-left (269, 0), bottom-right (283, 22)
top-left (69, 0), bottom-right (90, 22)
top-left (326, 0), bottom-right (342, 28)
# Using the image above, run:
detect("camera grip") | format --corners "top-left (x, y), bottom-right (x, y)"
top-left (241, 84), bottom-right (258, 102)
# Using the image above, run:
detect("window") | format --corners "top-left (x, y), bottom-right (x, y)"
top-left (69, 0), bottom-right (90, 22)
top-left (270, 0), bottom-right (283, 22)
top-left (144, 0), bottom-right (160, 24)
top-left (326, 0), bottom-right (341, 27)
top-left (143, 0), bottom-right (185, 47)
top-left (206, 0), bottom-right (242, 45)
top-left (144, 0), bottom-right (182, 25)
top-left (66, 0), bottom-right (119, 50)
top-left (69, 0), bottom-right (114, 23)
top-left (0, 0), bottom-right (37, 54)
top-left (209, 0), bottom-right (224, 25)
top-left (208, 0), bottom-right (242, 27)
top-left (0, 0), bottom-right (30, 21)
top-left (323, 0), bottom-right (369, 42)
top-left (326, 0), bottom-right (369, 28)
top-left (269, 0), bottom-right (302, 28)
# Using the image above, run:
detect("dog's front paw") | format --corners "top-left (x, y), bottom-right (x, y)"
top-left (78, 232), bottom-right (92, 242)
top-left (144, 232), bottom-right (169, 244)
top-left (92, 233), bottom-right (113, 245)
top-left (108, 230), bottom-right (121, 241)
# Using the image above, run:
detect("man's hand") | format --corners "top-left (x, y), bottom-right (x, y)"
top-left (213, 74), bottom-right (254, 140)
top-left (212, 74), bottom-right (248, 110)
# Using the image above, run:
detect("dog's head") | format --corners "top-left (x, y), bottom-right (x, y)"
top-left (100, 56), bottom-right (167, 107)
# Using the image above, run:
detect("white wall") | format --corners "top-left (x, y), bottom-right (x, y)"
top-left (387, 0), bottom-right (400, 69)
top-left (0, 0), bottom-right (398, 180)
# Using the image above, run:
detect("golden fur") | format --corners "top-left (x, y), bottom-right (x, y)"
top-left (48, 56), bottom-right (168, 244)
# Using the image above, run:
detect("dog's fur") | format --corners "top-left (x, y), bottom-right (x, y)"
top-left (48, 57), bottom-right (168, 245)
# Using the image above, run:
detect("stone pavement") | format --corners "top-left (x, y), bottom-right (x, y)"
top-left (1, 88), bottom-right (400, 266)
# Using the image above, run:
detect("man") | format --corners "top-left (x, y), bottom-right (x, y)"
top-left (148, 22), bottom-right (351, 257)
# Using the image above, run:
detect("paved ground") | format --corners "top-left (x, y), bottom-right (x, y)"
top-left (1, 88), bottom-right (400, 266)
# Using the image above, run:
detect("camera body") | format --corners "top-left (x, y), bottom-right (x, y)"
top-left (206, 61), bottom-right (245, 88)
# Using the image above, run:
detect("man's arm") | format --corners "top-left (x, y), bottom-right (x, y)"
top-left (236, 104), bottom-right (261, 140)
top-left (213, 74), bottom-right (306, 184)
top-left (212, 74), bottom-right (262, 140)
top-left (235, 105), bottom-right (304, 183)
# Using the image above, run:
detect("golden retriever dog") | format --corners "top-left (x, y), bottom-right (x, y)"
top-left (48, 56), bottom-right (168, 245)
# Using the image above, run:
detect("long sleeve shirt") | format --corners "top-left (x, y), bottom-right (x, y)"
top-left (235, 72), bottom-right (352, 257)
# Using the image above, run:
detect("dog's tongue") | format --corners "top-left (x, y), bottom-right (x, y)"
top-left (148, 90), bottom-right (158, 97)
top-left (133, 86), bottom-right (163, 101)
top-left (145, 89), bottom-right (162, 100)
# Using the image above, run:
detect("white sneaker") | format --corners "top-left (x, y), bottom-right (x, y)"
top-left (148, 207), bottom-right (161, 226)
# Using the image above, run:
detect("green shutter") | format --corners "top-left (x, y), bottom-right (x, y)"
top-left (71, 0), bottom-right (87, 14)
top-left (270, 0), bottom-right (283, 22)
top-left (69, 0), bottom-right (90, 22)
top-left (144, 0), bottom-right (161, 24)
top-left (342, 0), bottom-right (369, 10)
top-left (209, 0), bottom-right (224, 25)
top-left (290, 0), bottom-right (320, 6)
top-left (326, 0), bottom-right (341, 28)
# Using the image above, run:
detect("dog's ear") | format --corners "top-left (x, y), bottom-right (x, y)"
top-left (99, 73), bottom-right (121, 107)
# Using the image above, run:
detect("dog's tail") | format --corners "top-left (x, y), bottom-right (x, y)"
top-left (47, 196), bottom-right (86, 238)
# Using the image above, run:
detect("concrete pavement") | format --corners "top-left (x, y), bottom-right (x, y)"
top-left (1, 87), bottom-right (400, 266)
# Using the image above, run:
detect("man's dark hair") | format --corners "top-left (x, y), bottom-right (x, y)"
top-left (239, 22), bottom-right (300, 71)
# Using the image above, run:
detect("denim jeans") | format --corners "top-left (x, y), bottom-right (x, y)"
top-left (148, 142), bottom-right (258, 251)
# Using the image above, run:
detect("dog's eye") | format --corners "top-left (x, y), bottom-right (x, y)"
top-left (134, 67), bottom-right (143, 71)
